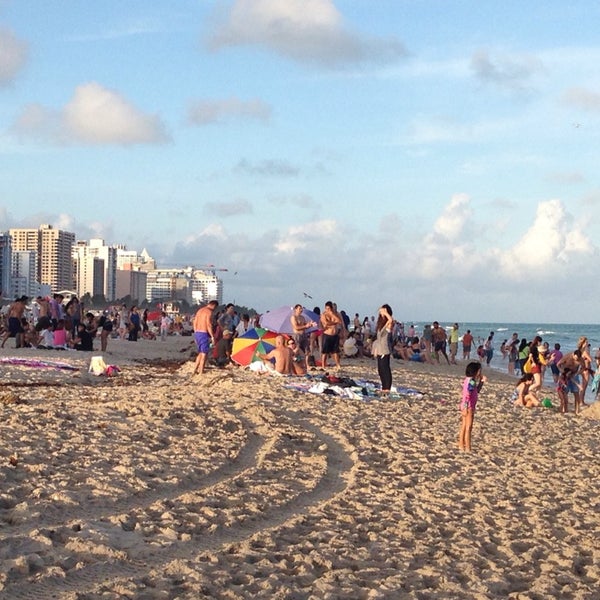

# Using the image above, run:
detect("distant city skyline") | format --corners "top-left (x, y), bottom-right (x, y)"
top-left (2, 2), bottom-right (600, 322)
top-left (2, 226), bottom-right (223, 305)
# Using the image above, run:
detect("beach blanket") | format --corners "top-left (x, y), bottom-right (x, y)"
top-left (284, 375), bottom-right (424, 400)
top-left (0, 357), bottom-right (80, 371)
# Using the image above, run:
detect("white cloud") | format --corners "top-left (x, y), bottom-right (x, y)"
top-left (206, 0), bottom-right (406, 67)
top-left (187, 97), bottom-right (271, 125)
top-left (410, 194), bottom-right (480, 278)
top-left (499, 199), bottom-right (593, 277)
top-left (431, 193), bottom-right (471, 241)
top-left (8, 197), bottom-right (595, 321)
top-left (562, 86), bottom-right (600, 112)
top-left (0, 27), bottom-right (28, 86)
top-left (274, 219), bottom-right (338, 253)
top-left (12, 82), bottom-right (170, 145)
top-left (64, 83), bottom-right (169, 144)
top-left (0, 208), bottom-right (114, 243)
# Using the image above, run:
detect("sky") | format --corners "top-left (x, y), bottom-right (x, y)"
top-left (1, 1), bottom-right (600, 323)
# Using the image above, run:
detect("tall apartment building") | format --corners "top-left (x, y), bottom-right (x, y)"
top-left (115, 269), bottom-right (148, 304)
top-left (145, 269), bottom-right (193, 305)
top-left (114, 247), bottom-right (154, 303)
top-left (144, 266), bottom-right (223, 305)
top-left (0, 232), bottom-right (12, 298)
top-left (190, 270), bottom-right (223, 304)
top-left (9, 224), bottom-right (75, 292)
top-left (73, 239), bottom-right (118, 301)
top-left (11, 251), bottom-right (38, 299)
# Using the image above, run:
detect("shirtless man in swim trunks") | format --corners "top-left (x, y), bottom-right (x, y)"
top-left (257, 335), bottom-right (293, 375)
top-left (431, 321), bottom-right (450, 365)
top-left (290, 304), bottom-right (316, 370)
top-left (192, 300), bottom-right (218, 376)
top-left (1, 296), bottom-right (28, 349)
top-left (320, 301), bottom-right (342, 369)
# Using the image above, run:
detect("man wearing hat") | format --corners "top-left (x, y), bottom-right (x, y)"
top-left (213, 328), bottom-right (233, 368)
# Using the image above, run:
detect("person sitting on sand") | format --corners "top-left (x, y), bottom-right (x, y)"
top-left (213, 330), bottom-right (234, 368)
top-left (73, 312), bottom-right (97, 351)
top-left (37, 320), bottom-right (56, 349)
top-left (22, 317), bottom-right (38, 348)
top-left (511, 373), bottom-right (539, 408)
top-left (254, 335), bottom-right (293, 375)
top-left (287, 337), bottom-right (307, 375)
top-left (343, 331), bottom-right (359, 358)
top-left (393, 337), bottom-right (409, 360)
top-left (406, 337), bottom-right (433, 364)
top-left (52, 319), bottom-right (70, 349)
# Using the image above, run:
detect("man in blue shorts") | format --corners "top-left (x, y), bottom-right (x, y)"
top-left (192, 300), bottom-right (218, 376)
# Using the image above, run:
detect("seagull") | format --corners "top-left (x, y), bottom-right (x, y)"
top-left (573, 122), bottom-right (581, 128)
top-left (303, 292), bottom-right (313, 299)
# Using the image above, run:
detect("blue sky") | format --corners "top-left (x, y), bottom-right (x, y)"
top-left (1, 1), bottom-right (600, 322)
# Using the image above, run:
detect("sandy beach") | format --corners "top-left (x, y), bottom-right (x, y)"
top-left (1, 336), bottom-right (600, 599)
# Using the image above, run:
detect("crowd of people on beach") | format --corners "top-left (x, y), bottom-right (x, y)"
top-left (3, 294), bottom-right (596, 424)
top-left (190, 305), bottom-right (599, 429)
top-left (0, 294), bottom-right (191, 352)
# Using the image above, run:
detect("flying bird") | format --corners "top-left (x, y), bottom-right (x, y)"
top-left (303, 292), bottom-right (313, 299)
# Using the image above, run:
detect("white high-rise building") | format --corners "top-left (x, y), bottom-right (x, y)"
top-left (190, 270), bottom-right (223, 304)
top-left (73, 239), bottom-right (117, 301)
top-left (116, 247), bottom-right (155, 271)
top-left (11, 251), bottom-right (38, 299)
top-left (143, 266), bottom-right (223, 305)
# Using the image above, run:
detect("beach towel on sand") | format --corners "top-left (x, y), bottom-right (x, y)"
top-left (0, 357), bottom-right (79, 371)
top-left (284, 375), bottom-right (423, 400)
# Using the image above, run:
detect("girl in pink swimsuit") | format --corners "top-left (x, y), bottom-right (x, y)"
top-left (458, 361), bottom-right (487, 452)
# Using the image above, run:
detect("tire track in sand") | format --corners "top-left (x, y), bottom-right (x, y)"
top-left (1, 406), bottom-right (265, 540)
top-left (1, 409), bottom-right (355, 599)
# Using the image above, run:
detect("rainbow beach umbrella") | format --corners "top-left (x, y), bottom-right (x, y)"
top-left (231, 327), bottom-right (279, 366)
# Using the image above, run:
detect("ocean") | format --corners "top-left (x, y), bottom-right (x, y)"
top-left (451, 322), bottom-right (600, 360)
top-left (410, 322), bottom-right (600, 401)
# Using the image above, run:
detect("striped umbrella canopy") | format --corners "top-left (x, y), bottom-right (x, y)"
top-left (231, 327), bottom-right (279, 366)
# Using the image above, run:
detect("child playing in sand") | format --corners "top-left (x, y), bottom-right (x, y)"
top-left (511, 373), bottom-right (539, 408)
top-left (458, 361), bottom-right (487, 452)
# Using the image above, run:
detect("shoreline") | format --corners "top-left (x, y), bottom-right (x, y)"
top-left (1, 338), bottom-right (600, 597)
